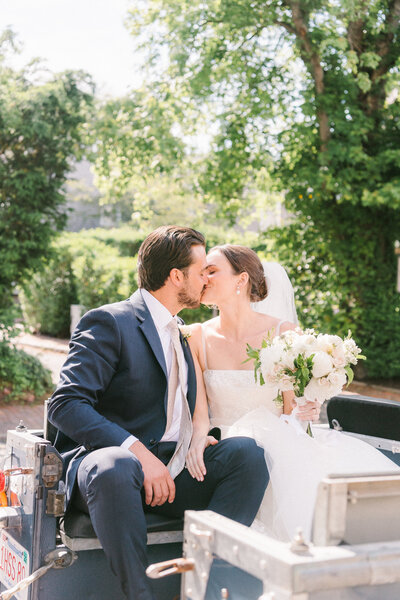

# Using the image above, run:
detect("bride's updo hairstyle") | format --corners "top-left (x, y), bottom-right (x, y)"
top-left (209, 244), bottom-right (268, 302)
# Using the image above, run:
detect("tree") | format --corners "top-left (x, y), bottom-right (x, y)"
top-left (0, 30), bottom-right (93, 400)
top-left (91, 90), bottom-right (184, 199)
top-left (127, 0), bottom-right (400, 377)
top-left (0, 30), bottom-right (94, 315)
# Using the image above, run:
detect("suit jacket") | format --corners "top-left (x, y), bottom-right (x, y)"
top-left (48, 289), bottom-right (197, 502)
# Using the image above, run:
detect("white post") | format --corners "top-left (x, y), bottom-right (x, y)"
top-left (70, 304), bottom-right (86, 336)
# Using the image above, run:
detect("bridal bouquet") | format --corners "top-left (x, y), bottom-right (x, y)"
top-left (246, 329), bottom-right (365, 436)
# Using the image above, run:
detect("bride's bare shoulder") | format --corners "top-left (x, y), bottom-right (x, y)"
top-left (254, 313), bottom-right (297, 334)
top-left (184, 317), bottom-right (218, 348)
top-left (279, 320), bottom-right (297, 333)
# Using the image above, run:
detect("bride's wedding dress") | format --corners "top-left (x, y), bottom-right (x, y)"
top-left (202, 324), bottom-right (399, 542)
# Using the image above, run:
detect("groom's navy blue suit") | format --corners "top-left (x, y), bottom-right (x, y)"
top-left (48, 290), bottom-right (268, 600)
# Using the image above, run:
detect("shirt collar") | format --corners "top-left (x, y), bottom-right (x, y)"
top-left (140, 288), bottom-right (176, 331)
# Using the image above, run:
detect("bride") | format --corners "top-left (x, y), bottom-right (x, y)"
top-left (186, 244), bottom-right (399, 541)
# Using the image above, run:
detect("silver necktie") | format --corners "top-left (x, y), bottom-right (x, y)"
top-left (165, 319), bottom-right (193, 479)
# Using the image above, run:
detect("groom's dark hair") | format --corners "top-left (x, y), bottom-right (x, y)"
top-left (138, 225), bottom-right (205, 291)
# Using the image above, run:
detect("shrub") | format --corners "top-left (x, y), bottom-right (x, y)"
top-left (20, 247), bottom-right (77, 338)
top-left (0, 309), bottom-right (53, 402)
top-left (21, 233), bottom-right (138, 336)
top-left (0, 342), bottom-right (53, 403)
top-left (72, 251), bottom-right (137, 308)
top-left (20, 225), bottom-right (272, 334)
top-left (79, 226), bottom-right (147, 257)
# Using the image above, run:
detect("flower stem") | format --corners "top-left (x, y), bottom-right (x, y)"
top-left (306, 421), bottom-right (313, 437)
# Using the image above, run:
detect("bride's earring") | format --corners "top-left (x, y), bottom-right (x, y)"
top-left (236, 286), bottom-right (241, 295)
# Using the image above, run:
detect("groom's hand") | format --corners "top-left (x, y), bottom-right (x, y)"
top-left (129, 441), bottom-right (175, 506)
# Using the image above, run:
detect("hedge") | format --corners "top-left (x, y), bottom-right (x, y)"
top-left (20, 225), bottom-right (269, 337)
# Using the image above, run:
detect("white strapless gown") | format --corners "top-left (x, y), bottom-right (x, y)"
top-left (204, 369), bottom-right (399, 542)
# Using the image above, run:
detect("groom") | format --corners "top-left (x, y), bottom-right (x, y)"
top-left (48, 225), bottom-right (269, 600)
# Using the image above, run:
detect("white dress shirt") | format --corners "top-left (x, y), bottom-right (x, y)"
top-left (121, 288), bottom-right (188, 449)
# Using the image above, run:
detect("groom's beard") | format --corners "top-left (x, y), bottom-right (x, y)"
top-left (178, 283), bottom-right (204, 309)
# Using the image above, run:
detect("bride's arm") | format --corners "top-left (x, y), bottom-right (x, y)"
top-left (283, 390), bottom-right (296, 415)
top-left (185, 324), bottom-right (218, 482)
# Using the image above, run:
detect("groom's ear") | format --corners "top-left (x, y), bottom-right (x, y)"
top-left (169, 268), bottom-right (185, 287)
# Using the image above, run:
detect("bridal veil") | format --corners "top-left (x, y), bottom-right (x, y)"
top-left (251, 261), bottom-right (299, 324)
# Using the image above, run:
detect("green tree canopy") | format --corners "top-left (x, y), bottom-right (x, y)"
top-left (125, 0), bottom-right (400, 376)
top-left (0, 30), bottom-right (94, 313)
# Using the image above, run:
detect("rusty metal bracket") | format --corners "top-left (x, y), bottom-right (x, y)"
top-left (46, 490), bottom-right (65, 516)
top-left (42, 453), bottom-right (63, 488)
top-left (146, 557), bottom-right (195, 579)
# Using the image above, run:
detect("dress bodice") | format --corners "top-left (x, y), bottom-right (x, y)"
top-left (201, 320), bottom-right (285, 431)
top-left (204, 369), bottom-right (283, 432)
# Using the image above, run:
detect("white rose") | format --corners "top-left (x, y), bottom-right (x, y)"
top-left (316, 334), bottom-right (342, 354)
top-left (292, 338), bottom-right (307, 357)
top-left (259, 345), bottom-right (283, 380)
top-left (302, 334), bottom-right (318, 347)
top-left (326, 368), bottom-right (347, 395)
top-left (331, 345), bottom-right (347, 368)
top-left (281, 329), bottom-right (297, 344)
top-left (281, 349), bottom-right (296, 371)
top-left (312, 352), bottom-right (334, 378)
top-left (303, 377), bottom-right (331, 403)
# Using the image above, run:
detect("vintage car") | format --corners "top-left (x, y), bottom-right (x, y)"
top-left (1, 393), bottom-right (400, 600)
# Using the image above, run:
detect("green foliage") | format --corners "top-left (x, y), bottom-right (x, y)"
top-left (125, 0), bottom-right (400, 378)
top-left (290, 354), bottom-right (315, 399)
top-left (180, 304), bottom-right (213, 326)
top-left (0, 342), bottom-right (53, 403)
top-left (0, 308), bottom-right (43, 404)
top-left (268, 205), bottom-right (400, 378)
top-left (21, 232), bottom-right (138, 336)
top-left (78, 226), bottom-right (148, 256)
top-left (0, 32), bottom-right (94, 312)
top-left (20, 248), bottom-right (77, 338)
top-left (21, 225), bottom-right (269, 335)
top-left (73, 252), bottom-right (136, 309)
top-left (90, 91), bottom-right (185, 202)
top-left (245, 343), bottom-right (266, 385)
top-left (59, 232), bottom-right (137, 307)
top-left (0, 32), bottom-right (93, 400)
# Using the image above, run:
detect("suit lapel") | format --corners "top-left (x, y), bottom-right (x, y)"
top-left (129, 290), bottom-right (167, 379)
top-left (130, 290), bottom-right (197, 415)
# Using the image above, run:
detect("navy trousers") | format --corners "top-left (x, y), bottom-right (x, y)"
top-left (74, 437), bottom-right (269, 600)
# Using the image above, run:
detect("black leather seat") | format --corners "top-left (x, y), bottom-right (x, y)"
top-left (327, 394), bottom-right (400, 440)
top-left (63, 506), bottom-right (183, 540)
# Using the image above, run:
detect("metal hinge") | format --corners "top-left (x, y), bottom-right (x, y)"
top-left (42, 453), bottom-right (63, 488)
top-left (46, 490), bottom-right (65, 517)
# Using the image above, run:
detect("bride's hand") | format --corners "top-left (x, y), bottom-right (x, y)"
top-left (186, 435), bottom-right (218, 481)
top-left (296, 400), bottom-right (321, 421)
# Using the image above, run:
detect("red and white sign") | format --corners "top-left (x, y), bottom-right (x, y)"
top-left (0, 530), bottom-right (30, 600)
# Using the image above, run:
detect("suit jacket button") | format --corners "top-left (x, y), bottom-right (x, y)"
top-left (149, 439), bottom-right (157, 445)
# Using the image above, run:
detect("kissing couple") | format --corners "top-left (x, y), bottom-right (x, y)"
top-left (49, 225), bottom-right (396, 600)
